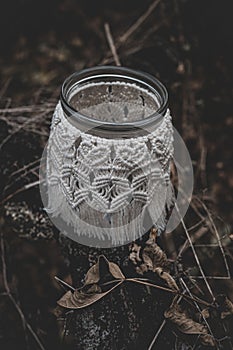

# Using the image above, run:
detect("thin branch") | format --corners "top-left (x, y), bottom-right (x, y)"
top-left (4, 164), bottom-right (40, 194)
top-left (198, 129), bottom-right (207, 188)
top-left (9, 159), bottom-right (41, 178)
top-left (180, 278), bottom-right (217, 348)
top-left (194, 197), bottom-right (231, 279)
top-left (126, 278), bottom-right (211, 307)
top-left (148, 294), bottom-right (185, 350)
top-left (187, 219), bottom-right (205, 232)
top-left (177, 226), bottom-right (209, 258)
top-left (189, 276), bottom-right (231, 280)
top-left (0, 233), bottom-right (10, 294)
top-left (148, 319), bottom-right (166, 350)
top-left (0, 104), bottom-right (54, 114)
top-left (118, 0), bottom-right (162, 44)
top-left (55, 276), bottom-right (75, 292)
top-left (104, 23), bottom-right (121, 66)
top-left (0, 77), bottom-right (12, 100)
top-left (0, 180), bottom-right (40, 205)
top-left (0, 110), bottom-right (50, 151)
top-left (102, 20), bottom-right (164, 65)
top-left (175, 204), bottom-right (215, 301)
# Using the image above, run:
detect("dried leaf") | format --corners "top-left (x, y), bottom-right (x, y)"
top-left (200, 308), bottom-right (210, 320)
top-left (229, 234), bottom-right (233, 241)
top-left (216, 294), bottom-right (233, 319)
top-left (57, 281), bottom-right (123, 309)
top-left (85, 255), bottom-right (125, 285)
top-left (107, 258), bottom-right (125, 280)
top-left (57, 255), bottom-right (125, 309)
top-left (165, 303), bottom-right (215, 347)
top-left (53, 305), bottom-right (65, 318)
top-left (154, 267), bottom-right (179, 291)
top-left (132, 228), bottom-right (169, 275)
top-left (144, 229), bottom-right (168, 269)
top-left (129, 243), bottom-right (142, 264)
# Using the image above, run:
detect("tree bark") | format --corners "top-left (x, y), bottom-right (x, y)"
top-left (59, 236), bottom-right (176, 350)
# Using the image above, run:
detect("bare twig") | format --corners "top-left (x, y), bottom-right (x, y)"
top-left (126, 278), bottom-right (210, 307)
top-left (0, 103), bottom-right (54, 114)
top-left (4, 164), bottom-right (40, 193)
top-left (101, 0), bottom-right (163, 65)
top-left (0, 109), bottom-right (50, 150)
top-left (177, 226), bottom-right (209, 258)
top-left (102, 21), bottom-right (164, 65)
top-left (175, 204), bottom-right (215, 301)
top-left (148, 319), bottom-right (166, 350)
top-left (9, 159), bottom-right (41, 178)
top-left (194, 197), bottom-right (231, 279)
top-left (148, 294), bottom-right (185, 350)
top-left (104, 23), bottom-right (121, 66)
top-left (187, 219), bottom-right (205, 232)
top-left (0, 180), bottom-right (40, 205)
top-left (55, 276), bottom-right (75, 292)
top-left (198, 129), bottom-right (207, 188)
top-left (180, 278), bottom-right (217, 348)
top-left (0, 77), bottom-right (12, 100)
top-left (118, 0), bottom-right (162, 44)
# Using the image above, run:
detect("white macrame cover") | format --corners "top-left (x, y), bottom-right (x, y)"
top-left (46, 102), bottom-right (174, 245)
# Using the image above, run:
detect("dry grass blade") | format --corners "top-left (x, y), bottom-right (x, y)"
top-left (126, 278), bottom-right (210, 307)
top-left (194, 197), bottom-right (231, 279)
top-left (175, 203), bottom-right (215, 301)
top-left (148, 319), bottom-right (166, 350)
top-left (177, 226), bottom-right (209, 258)
top-left (55, 276), bottom-right (75, 292)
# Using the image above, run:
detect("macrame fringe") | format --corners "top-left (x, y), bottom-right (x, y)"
top-left (46, 184), bottom-right (148, 245)
top-left (45, 102), bottom-right (174, 245)
top-left (46, 181), bottom-right (174, 245)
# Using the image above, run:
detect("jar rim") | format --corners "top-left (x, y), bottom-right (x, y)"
top-left (60, 66), bottom-right (168, 133)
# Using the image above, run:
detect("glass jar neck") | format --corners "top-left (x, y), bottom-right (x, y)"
top-left (60, 66), bottom-right (168, 138)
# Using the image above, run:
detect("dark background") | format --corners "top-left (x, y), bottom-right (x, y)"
top-left (0, 0), bottom-right (232, 349)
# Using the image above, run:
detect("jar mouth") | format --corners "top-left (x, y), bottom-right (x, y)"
top-left (60, 66), bottom-right (168, 133)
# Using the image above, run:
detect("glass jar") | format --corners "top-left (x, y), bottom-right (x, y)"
top-left (44, 66), bottom-right (174, 248)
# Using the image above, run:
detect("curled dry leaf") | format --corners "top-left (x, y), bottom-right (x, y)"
top-left (200, 308), bottom-right (210, 320)
top-left (216, 294), bottom-right (233, 319)
top-left (129, 243), bottom-right (142, 265)
top-left (58, 255), bottom-right (125, 309)
top-left (154, 267), bottom-right (179, 291)
top-left (85, 254), bottom-right (125, 285)
top-left (143, 228), bottom-right (169, 271)
top-left (131, 228), bottom-right (169, 275)
top-left (164, 303), bottom-right (215, 347)
top-left (201, 295), bottom-right (233, 321)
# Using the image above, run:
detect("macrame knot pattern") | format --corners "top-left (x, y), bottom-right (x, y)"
top-left (46, 102), bottom-right (174, 246)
